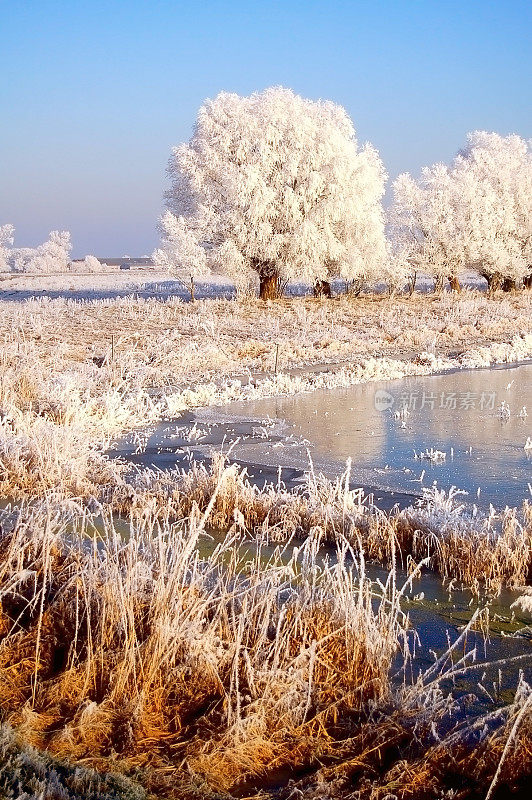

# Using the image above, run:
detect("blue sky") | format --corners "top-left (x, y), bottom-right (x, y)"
top-left (1, 0), bottom-right (530, 257)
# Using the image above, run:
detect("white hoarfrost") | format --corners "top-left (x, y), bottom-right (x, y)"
top-left (0, 224), bottom-right (15, 273)
top-left (158, 86), bottom-right (387, 295)
top-left (1, 226), bottom-right (73, 273)
top-left (511, 586), bottom-right (532, 616)
top-left (391, 131), bottom-right (532, 287)
top-left (162, 334), bottom-right (532, 418)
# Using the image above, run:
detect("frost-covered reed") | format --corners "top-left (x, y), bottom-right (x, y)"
top-left (0, 494), bottom-right (530, 799)
top-left (96, 454), bottom-right (532, 595)
top-left (0, 495), bottom-right (403, 793)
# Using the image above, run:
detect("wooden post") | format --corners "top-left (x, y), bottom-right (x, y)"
top-left (274, 343), bottom-right (279, 374)
top-left (448, 275), bottom-right (461, 292)
top-left (111, 334), bottom-right (115, 363)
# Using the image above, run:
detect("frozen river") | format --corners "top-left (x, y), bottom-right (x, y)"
top-left (117, 361), bottom-right (532, 510)
top-left (110, 361), bottom-right (532, 692)
top-left (216, 361), bottom-right (532, 508)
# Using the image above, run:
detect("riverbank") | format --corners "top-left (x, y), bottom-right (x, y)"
top-left (1, 289), bottom-right (532, 798)
top-left (2, 289), bottom-right (531, 493)
top-left (0, 495), bottom-right (530, 800)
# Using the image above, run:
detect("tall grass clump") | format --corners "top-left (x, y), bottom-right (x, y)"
top-left (114, 457), bottom-right (532, 594)
top-left (403, 488), bottom-right (532, 593)
top-left (0, 492), bottom-right (405, 796)
top-left (0, 492), bottom-right (530, 798)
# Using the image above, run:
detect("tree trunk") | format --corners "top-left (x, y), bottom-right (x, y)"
top-left (524, 274), bottom-right (532, 290)
top-left (433, 275), bottom-right (444, 293)
top-left (483, 272), bottom-right (502, 293)
top-left (313, 279), bottom-right (332, 298)
top-left (448, 275), bottom-right (461, 292)
top-left (345, 279), bottom-right (364, 297)
top-left (259, 273), bottom-right (280, 300)
top-left (502, 277), bottom-right (516, 292)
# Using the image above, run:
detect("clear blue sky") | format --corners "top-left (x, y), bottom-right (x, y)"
top-left (1, 0), bottom-right (530, 257)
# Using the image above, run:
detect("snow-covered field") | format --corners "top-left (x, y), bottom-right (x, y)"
top-left (0, 279), bottom-right (530, 552)
top-left (0, 267), bottom-right (487, 300)
top-left (0, 268), bottom-right (234, 301)
top-left (2, 275), bottom-right (529, 379)
top-left (0, 278), bottom-right (530, 571)
top-left (0, 277), bottom-right (531, 800)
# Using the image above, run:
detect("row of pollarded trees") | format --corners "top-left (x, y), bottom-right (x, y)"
top-left (391, 132), bottom-right (532, 292)
top-left (155, 87), bottom-right (532, 297)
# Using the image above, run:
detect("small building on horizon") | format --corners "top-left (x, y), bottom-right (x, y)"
top-left (70, 256), bottom-right (155, 270)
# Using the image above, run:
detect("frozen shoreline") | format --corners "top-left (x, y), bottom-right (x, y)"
top-left (115, 356), bottom-right (532, 516)
top-left (2, 287), bottom-right (531, 510)
top-left (115, 408), bottom-right (423, 512)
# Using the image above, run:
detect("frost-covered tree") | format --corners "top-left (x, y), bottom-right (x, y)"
top-left (160, 87), bottom-right (387, 299)
top-left (391, 132), bottom-right (532, 292)
top-left (390, 164), bottom-right (468, 291)
top-left (31, 230), bottom-right (72, 273)
top-left (453, 132), bottom-right (532, 290)
top-left (153, 212), bottom-right (208, 299)
top-left (382, 240), bottom-right (411, 295)
top-left (83, 254), bottom-right (102, 272)
top-left (0, 224), bottom-right (15, 272)
top-left (10, 230), bottom-right (72, 273)
top-left (70, 254), bottom-right (102, 273)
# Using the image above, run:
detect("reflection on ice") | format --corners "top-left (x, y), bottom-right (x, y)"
top-left (220, 362), bottom-right (532, 508)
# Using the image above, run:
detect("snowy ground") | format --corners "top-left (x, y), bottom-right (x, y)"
top-left (0, 268), bottom-right (234, 302)
top-left (0, 268), bottom-right (487, 302)
top-left (0, 276), bottom-right (531, 512)
top-left (1, 274), bottom-right (529, 384)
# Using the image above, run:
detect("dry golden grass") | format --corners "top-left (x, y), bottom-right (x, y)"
top-left (111, 456), bottom-right (532, 595)
top-left (0, 495), bottom-right (406, 796)
top-left (0, 494), bottom-right (530, 799)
